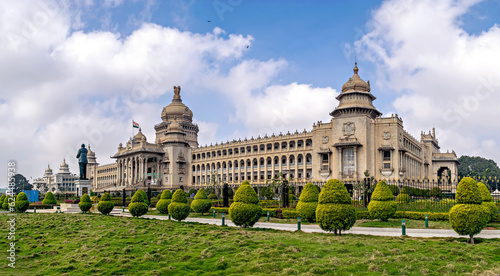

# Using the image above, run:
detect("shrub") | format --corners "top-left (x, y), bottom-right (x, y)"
top-left (211, 207), bottom-right (229, 214)
top-left (368, 180), bottom-right (396, 221)
top-left (128, 190), bottom-right (149, 217)
top-left (191, 189), bottom-right (212, 215)
top-left (282, 210), bottom-right (299, 219)
top-left (229, 181), bottom-right (262, 227)
top-left (208, 193), bottom-right (218, 200)
top-left (0, 195), bottom-right (6, 209)
top-left (2, 196), bottom-right (10, 210)
top-left (388, 185), bottom-right (400, 197)
top-left (15, 192), bottom-right (30, 213)
top-left (188, 189), bottom-right (198, 197)
top-left (42, 192), bottom-right (57, 205)
top-left (316, 179), bottom-right (356, 235)
top-left (296, 183), bottom-right (319, 222)
top-left (97, 193), bottom-right (115, 215)
top-left (156, 190), bottom-right (172, 214)
top-left (168, 189), bottom-right (191, 221)
top-left (79, 194), bottom-right (92, 213)
top-left (430, 187), bottom-right (443, 198)
top-left (477, 182), bottom-right (497, 221)
top-left (136, 189), bottom-right (150, 206)
top-left (449, 177), bottom-right (489, 244)
top-left (395, 193), bottom-right (410, 203)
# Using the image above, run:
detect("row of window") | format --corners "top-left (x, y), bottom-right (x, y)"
top-left (193, 169), bottom-right (313, 183)
top-left (192, 139), bottom-right (313, 160)
top-left (192, 154), bottom-right (313, 172)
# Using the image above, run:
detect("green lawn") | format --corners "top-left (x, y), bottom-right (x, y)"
top-left (3, 213), bottom-right (500, 275)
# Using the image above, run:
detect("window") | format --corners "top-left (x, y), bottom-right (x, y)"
top-left (383, 150), bottom-right (391, 161)
top-left (342, 148), bottom-right (355, 176)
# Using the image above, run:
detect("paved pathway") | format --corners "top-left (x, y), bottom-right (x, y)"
top-left (110, 211), bottom-right (500, 239)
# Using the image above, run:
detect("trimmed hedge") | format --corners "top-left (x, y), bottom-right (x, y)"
top-left (455, 177), bottom-right (482, 204)
top-left (79, 194), bottom-right (92, 213)
top-left (97, 193), bottom-right (115, 215)
top-left (430, 187), bottom-right (443, 198)
top-left (282, 209), bottom-right (299, 219)
top-left (168, 189), bottom-right (191, 221)
top-left (15, 192), bottom-right (30, 213)
top-left (316, 179), bottom-right (356, 235)
top-left (42, 192), bottom-right (57, 205)
top-left (128, 190), bottom-right (149, 217)
top-left (395, 193), bottom-right (410, 203)
top-left (388, 185), bottom-right (400, 197)
top-left (368, 180), bottom-right (396, 221)
top-left (208, 193), bottom-right (218, 200)
top-left (358, 210), bottom-right (449, 221)
top-left (229, 181), bottom-right (262, 227)
top-left (211, 207), bottom-right (229, 214)
top-left (191, 189), bottom-right (212, 215)
top-left (296, 183), bottom-right (319, 222)
top-left (156, 190), bottom-right (172, 214)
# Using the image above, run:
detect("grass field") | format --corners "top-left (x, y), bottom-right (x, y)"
top-left (2, 213), bottom-right (500, 275)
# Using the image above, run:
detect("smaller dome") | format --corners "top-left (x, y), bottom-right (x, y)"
top-left (341, 62), bottom-right (371, 93)
top-left (45, 164), bottom-right (52, 172)
top-left (60, 159), bottom-right (68, 168)
top-left (134, 128), bottom-right (147, 141)
top-left (168, 121), bottom-right (184, 133)
top-left (87, 144), bottom-right (95, 157)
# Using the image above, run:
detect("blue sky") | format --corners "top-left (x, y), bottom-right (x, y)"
top-left (1, 0), bottom-right (500, 185)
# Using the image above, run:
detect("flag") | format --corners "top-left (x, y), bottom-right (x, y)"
top-left (133, 121), bottom-right (139, 128)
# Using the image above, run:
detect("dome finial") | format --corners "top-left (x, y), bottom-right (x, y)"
top-left (353, 62), bottom-right (358, 75)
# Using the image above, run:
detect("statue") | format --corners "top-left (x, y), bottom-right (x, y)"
top-left (76, 144), bottom-right (88, 180)
top-left (173, 86), bottom-right (181, 100)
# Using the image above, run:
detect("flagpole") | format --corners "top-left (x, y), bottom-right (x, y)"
top-left (132, 119), bottom-right (134, 139)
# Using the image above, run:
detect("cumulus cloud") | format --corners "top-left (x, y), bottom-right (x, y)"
top-left (355, 0), bottom-right (500, 162)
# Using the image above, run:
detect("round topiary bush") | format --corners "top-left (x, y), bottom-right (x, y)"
top-left (14, 192), bottom-right (29, 213)
top-left (79, 193), bottom-right (92, 213)
top-left (449, 177), bottom-right (489, 244)
top-left (136, 189), bottom-right (150, 206)
top-left (156, 190), bottom-right (172, 214)
top-left (477, 182), bottom-right (497, 222)
top-left (0, 195), bottom-right (6, 209)
top-left (395, 193), bottom-right (410, 203)
top-left (297, 183), bottom-right (319, 222)
top-left (42, 191), bottom-right (57, 205)
top-left (368, 180), bottom-right (396, 221)
top-left (315, 179), bottom-right (356, 235)
top-left (128, 190), bottom-right (149, 217)
top-left (191, 189), bottom-right (212, 215)
top-left (229, 181), bottom-right (262, 228)
top-left (97, 193), bottom-right (115, 215)
top-left (168, 189), bottom-right (191, 221)
top-left (208, 193), bottom-right (218, 200)
top-left (2, 196), bottom-right (10, 210)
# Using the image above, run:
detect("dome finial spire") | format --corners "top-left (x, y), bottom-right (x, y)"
top-left (353, 62), bottom-right (358, 75)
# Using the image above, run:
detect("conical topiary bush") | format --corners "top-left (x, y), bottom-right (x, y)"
top-left (97, 192), bottom-right (115, 215)
top-left (229, 181), bottom-right (262, 228)
top-left (296, 183), bottom-right (319, 222)
top-left (42, 191), bottom-right (57, 205)
top-left (191, 189), bottom-right (212, 215)
top-left (129, 190), bottom-right (149, 217)
top-left (137, 189), bottom-right (149, 206)
top-left (315, 179), bottom-right (356, 235)
top-left (450, 177), bottom-right (489, 244)
top-left (168, 189), bottom-right (191, 221)
top-left (477, 182), bottom-right (497, 222)
top-left (368, 180), bottom-right (396, 221)
top-left (79, 193), bottom-right (92, 213)
top-left (14, 192), bottom-right (30, 213)
top-left (156, 190), bottom-right (172, 214)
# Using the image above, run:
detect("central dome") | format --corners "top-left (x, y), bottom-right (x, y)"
top-left (341, 62), bottom-right (370, 93)
top-left (161, 86), bottom-right (193, 122)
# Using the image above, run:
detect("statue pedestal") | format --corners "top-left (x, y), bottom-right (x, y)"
top-left (75, 179), bottom-right (92, 197)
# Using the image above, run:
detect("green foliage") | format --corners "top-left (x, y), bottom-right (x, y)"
top-left (97, 193), bottom-right (115, 215)
top-left (78, 194), bottom-right (92, 213)
top-left (430, 187), bottom-right (443, 198)
top-left (393, 211), bottom-right (449, 221)
top-left (260, 186), bottom-right (273, 200)
top-left (188, 189), bottom-right (198, 196)
top-left (388, 185), bottom-right (400, 196)
top-left (456, 177), bottom-right (482, 204)
top-left (136, 189), bottom-right (150, 206)
top-left (15, 192), bottom-right (29, 213)
top-left (229, 181), bottom-right (262, 227)
top-left (282, 210), bottom-right (299, 219)
top-left (161, 190), bottom-right (172, 199)
top-left (0, 195), bottom-right (5, 209)
top-left (208, 193), bottom-right (218, 199)
top-left (356, 211), bottom-right (371, 219)
top-left (42, 192), bottom-right (57, 205)
top-left (316, 179), bottom-right (356, 234)
top-left (395, 193), bottom-right (410, 203)
top-left (368, 181), bottom-right (396, 221)
top-left (191, 189), bottom-right (212, 215)
top-left (296, 183), bottom-right (319, 222)
top-left (449, 204), bottom-right (489, 237)
top-left (211, 207), bottom-right (229, 214)
top-left (168, 189), bottom-right (190, 221)
top-left (128, 190), bottom-right (148, 217)
top-left (2, 196), bottom-right (10, 210)
top-left (371, 181), bottom-right (394, 201)
top-left (400, 186), bottom-right (430, 197)
top-left (458, 155), bottom-right (500, 184)
top-left (477, 182), bottom-right (493, 202)
top-left (156, 190), bottom-right (173, 214)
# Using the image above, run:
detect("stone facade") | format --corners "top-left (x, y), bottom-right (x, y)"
top-left (90, 64), bottom-right (458, 194)
top-left (33, 159), bottom-right (79, 194)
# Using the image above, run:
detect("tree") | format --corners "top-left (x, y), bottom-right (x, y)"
top-left (42, 191), bottom-right (57, 205)
top-left (11, 174), bottom-right (33, 195)
top-left (156, 190), bottom-right (172, 214)
top-left (229, 181), bottom-right (263, 228)
top-left (191, 189), bottom-right (212, 215)
top-left (316, 179), bottom-right (356, 235)
top-left (266, 172), bottom-right (291, 208)
top-left (97, 193), bottom-right (115, 215)
top-left (14, 192), bottom-right (30, 213)
top-left (296, 183), bottom-right (319, 222)
top-left (79, 194), bottom-right (92, 213)
top-left (477, 182), bottom-right (497, 222)
top-left (128, 190), bottom-right (149, 217)
top-left (449, 177), bottom-right (489, 244)
top-left (458, 156), bottom-right (500, 189)
top-left (368, 180), bottom-right (396, 221)
top-left (168, 189), bottom-right (191, 221)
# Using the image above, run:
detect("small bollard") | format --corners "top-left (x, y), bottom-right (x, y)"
top-left (298, 217), bottom-right (301, 231)
top-left (222, 213), bottom-right (225, 226)
top-left (267, 211), bottom-right (270, 222)
top-left (213, 209), bottom-right (216, 218)
top-left (402, 220), bottom-right (406, 236)
top-left (57, 206), bottom-right (61, 213)
top-left (425, 214), bottom-right (428, 228)
top-left (51, 204), bottom-right (53, 209)
top-left (122, 206), bottom-right (124, 212)
top-left (34, 206), bottom-right (36, 213)
top-left (168, 213), bottom-right (171, 220)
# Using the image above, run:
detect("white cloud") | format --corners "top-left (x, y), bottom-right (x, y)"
top-left (355, 0), bottom-right (500, 163)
